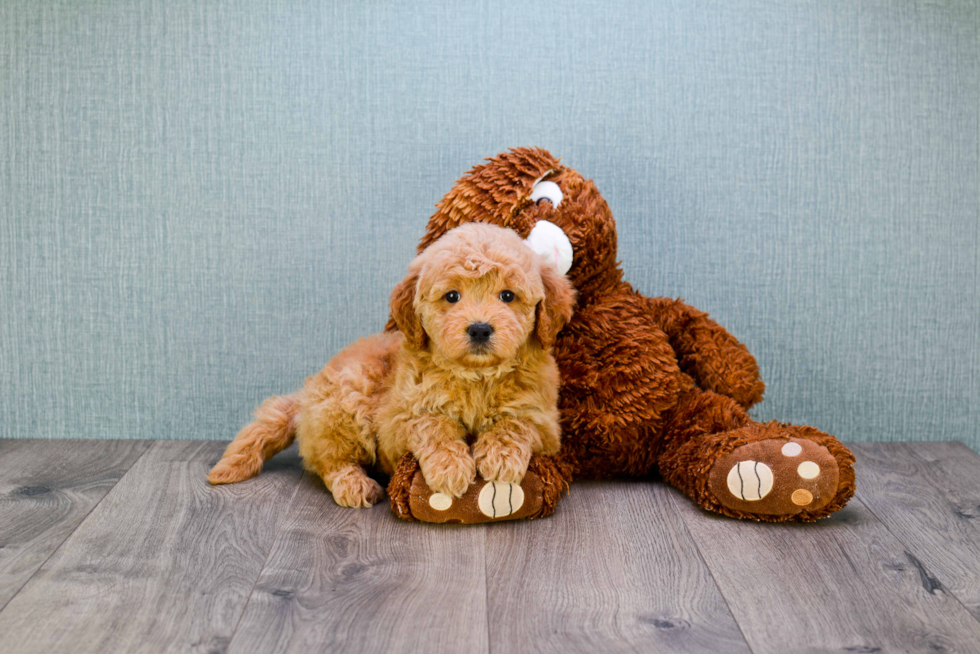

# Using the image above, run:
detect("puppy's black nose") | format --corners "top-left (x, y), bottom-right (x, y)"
top-left (467, 322), bottom-right (494, 344)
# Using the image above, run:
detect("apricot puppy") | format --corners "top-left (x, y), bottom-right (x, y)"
top-left (208, 223), bottom-right (575, 508)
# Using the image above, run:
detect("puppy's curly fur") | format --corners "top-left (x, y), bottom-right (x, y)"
top-left (208, 223), bottom-right (575, 508)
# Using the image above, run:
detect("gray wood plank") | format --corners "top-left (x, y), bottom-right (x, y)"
top-left (0, 440), bottom-right (304, 654)
top-left (485, 481), bottom-right (750, 654)
top-left (852, 441), bottom-right (980, 620)
top-left (0, 439), bottom-right (150, 611)
top-left (672, 484), bottom-right (980, 654)
top-left (227, 473), bottom-right (489, 654)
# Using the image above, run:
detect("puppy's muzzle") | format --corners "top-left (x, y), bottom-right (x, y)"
top-left (466, 322), bottom-right (494, 347)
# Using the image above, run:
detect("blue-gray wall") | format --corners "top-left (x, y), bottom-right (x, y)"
top-left (2, 1), bottom-right (978, 450)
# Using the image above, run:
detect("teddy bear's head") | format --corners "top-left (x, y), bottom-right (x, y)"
top-left (418, 148), bottom-right (621, 296)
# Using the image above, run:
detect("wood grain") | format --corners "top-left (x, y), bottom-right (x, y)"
top-left (227, 473), bottom-right (490, 654)
top-left (852, 441), bottom-right (980, 619)
top-left (4, 439), bottom-right (980, 653)
top-left (672, 485), bottom-right (980, 653)
top-left (484, 480), bottom-right (750, 654)
top-left (0, 441), bottom-right (304, 653)
top-left (0, 439), bottom-right (150, 610)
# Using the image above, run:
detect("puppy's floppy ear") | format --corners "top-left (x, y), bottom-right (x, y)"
top-left (534, 260), bottom-right (576, 350)
top-left (389, 269), bottom-right (428, 350)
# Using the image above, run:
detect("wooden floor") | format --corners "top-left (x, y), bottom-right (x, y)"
top-left (1, 441), bottom-right (980, 653)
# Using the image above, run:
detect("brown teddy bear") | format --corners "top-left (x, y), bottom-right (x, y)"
top-left (388, 147), bottom-right (855, 523)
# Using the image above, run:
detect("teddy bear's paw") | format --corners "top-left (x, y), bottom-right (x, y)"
top-left (708, 437), bottom-right (840, 517)
top-left (426, 480), bottom-right (526, 520)
top-left (406, 471), bottom-right (545, 524)
top-left (329, 468), bottom-right (385, 508)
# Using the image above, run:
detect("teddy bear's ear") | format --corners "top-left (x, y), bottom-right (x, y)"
top-left (389, 269), bottom-right (428, 350)
top-left (534, 260), bottom-right (576, 350)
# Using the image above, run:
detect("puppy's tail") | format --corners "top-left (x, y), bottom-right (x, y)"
top-left (208, 395), bottom-right (299, 485)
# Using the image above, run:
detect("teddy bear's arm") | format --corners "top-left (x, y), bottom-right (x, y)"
top-left (646, 297), bottom-right (765, 409)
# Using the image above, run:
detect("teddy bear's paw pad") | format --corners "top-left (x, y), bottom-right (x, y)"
top-left (428, 492), bottom-right (454, 511)
top-left (407, 473), bottom-right (542, 524)
top-left (726, 461), bottom-right (774, 501)
top-left (477, 481), bottom-right (525, 518)
top-left (709, 438), bottom-right (840, 516)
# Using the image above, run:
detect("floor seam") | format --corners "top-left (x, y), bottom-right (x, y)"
top-left (483, 524), bottom-right (492, 654)
top-left (0, 439), bottom-right (156, 615)
top-left (851, 492), bottom-right (980, 626)
top-left (224, 468), bottom-right (308, 654)
top-left (663, 486), bottom-right (759, 654)
top-left (851, 443), bottom-right (980, 629)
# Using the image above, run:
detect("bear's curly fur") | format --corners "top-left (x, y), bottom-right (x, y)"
top-left (388, 147), bottom-right (855, 522)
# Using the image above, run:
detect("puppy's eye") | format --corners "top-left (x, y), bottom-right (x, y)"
top-left (499, 290), bottom-right (515, 303)
top-left (530, 180), bottom-right (563, 209)
top-left (444, 291), bottom-right (461, 303)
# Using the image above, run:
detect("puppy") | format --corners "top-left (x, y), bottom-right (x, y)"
top-left (208, 223), bottom-right (576, 508)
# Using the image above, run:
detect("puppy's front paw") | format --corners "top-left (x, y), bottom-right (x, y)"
top-left (329, 468), bottom-right (385, 508)
top-left (419, 442), bottom-right (476, 498)
top-left (473, 439), bottom-right (531, 485)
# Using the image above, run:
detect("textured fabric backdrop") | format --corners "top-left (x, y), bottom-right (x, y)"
top-left (1, 1), bottom-right (978, 450)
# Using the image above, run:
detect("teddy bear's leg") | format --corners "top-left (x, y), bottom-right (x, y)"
top-left (388, 453), bottom-right (570, 523)
top-left (647, 297), bottom-right (767, 409)
top-left (656, 389), bottom-right (855, 522)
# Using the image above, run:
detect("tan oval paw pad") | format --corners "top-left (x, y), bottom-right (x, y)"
top-left (781, 442), bottom-right (802, 457)
top-left (478, 481), bottom-right (524, 518)
top-left (797, 461), bottom-right (820, 479)
top-left (791, 489), bottom-right (814, 506)
top-left (725, 461), bottom-right (773, 501)
top-left (428, 493), bottom-right (453, 511)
